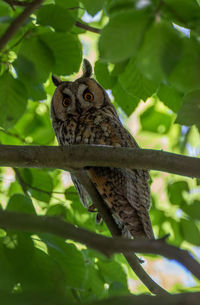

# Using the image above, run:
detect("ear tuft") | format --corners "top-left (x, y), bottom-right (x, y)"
top-left (82, 59), bottom-right (92, 78)
top-left (52, 75), bottom-right (62, 87)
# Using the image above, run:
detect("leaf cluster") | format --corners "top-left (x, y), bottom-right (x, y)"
top-left (0, 0), bottom-right (200, 301)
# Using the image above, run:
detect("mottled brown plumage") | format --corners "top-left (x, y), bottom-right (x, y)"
top-left (51, 59), bottom-right (154, 239)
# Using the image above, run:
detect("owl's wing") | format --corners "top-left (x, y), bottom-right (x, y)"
top-left (122, 168), bottom-right (154, 239)
top-left (87, 117), bottom-right (154, 238)
top-left (101, 117), bottom-right (151, 210)
top-left (109, 120), bottom-right (154, 237)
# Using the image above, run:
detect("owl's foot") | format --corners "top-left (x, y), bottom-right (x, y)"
top-left (87, 204), bottom-right (102, 224)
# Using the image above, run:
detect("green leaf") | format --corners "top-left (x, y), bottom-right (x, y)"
top-left (41, 235), bottom-right (86, 289)
top-left (151, 209), bottom-right (166, 226)
top-left (14, 35), bottom-right (54, 85)
top-left (169, 219), bottom-right (183, 246)
top-left (169, 39), bottom-right (200, 93)
top-left (4, 242), bottom-right (66, 295)
top-left (119, 57), bottom-right (159, 101)
top-left (112, 82), bottom-right (140, 116)
top-left (99, 8), bottom-right (152, 63)
top-left (56, 0), bottom-right (79, 12)
top-left (26, 83), bottom-right (47, 101)
top-left (46, 204), bottom-right (67, 218)
top-left (6, 194), bottom-right (36, 214)
top-left (140, 105), bottom-right (172, 134)
top-left (0, 241), bottom-right (15, 291)
top-left (30, 169), bottom-right (53, 203)
top-left (157, 83), bottom-right (183, 113)
top-left (40, 32), bottom-right (82, 75)
top-left (110, 60), bottom-right (129, 76)
top-left (106, 0), bottom-right (136, 16)
top-left (176, 90), bottom-right (200, 129)
top-left (197, 0), bottom-right (200, 6)
top-left (180, 218), bottom-right (200, 245)
top-left (18, 169), bottom-right (53, 203)
top-left (3, 233), bottom-right (35, 274)
top-left (20, 247), bottom-right (66, 294)
top-left (14, 103), bottom-right (55, 145)
top-left (82, 0), bottom-right (106, 16)
top-left (37, 4), bottom-right (75, 32)
top-left (97, 260), bottom-right (129, 296)
top-left (80, 251), bottom-right (106, 301)
top-left (94, 60), bottom-right (116, 89)
top-left (0, 1), bottom-right (12, 18)
top-left (167, 181), bottom-right (189, 206)
top-left (182, 200), bottom-right (200, 220)
top-left (136, 21), bottom-right (182, 82)
top-left (8, 182), bottom-right (23, 197)
top-left (165, 0), bottom-right (200, 30)
top-left (0, 72), bottom-right (27, 129)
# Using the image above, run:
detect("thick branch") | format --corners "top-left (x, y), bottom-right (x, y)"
top-left (0, 0), bottom-right (45, 52)
top-left (0, 210), bottom-right (200, 282)
top-left (0, 145), bottom-right (199, 178)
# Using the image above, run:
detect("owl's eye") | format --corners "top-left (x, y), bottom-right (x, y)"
top-left (62, 96), bottom-right (71, 107)
top-left (83, 91), bottom-right (94, 102)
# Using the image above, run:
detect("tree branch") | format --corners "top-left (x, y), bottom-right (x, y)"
top-left (0, 145), bottom-right (199, 178)
top-left (74, 170), bottom-right (169, 295)
top-left (0, 210), bottom-right (200, 282)
top-left (75, 21), bottom-right (101, 34)
top-left (0, 144), bottom-right (199, 294)
top-left (0, 0), bottom-right (45, 52)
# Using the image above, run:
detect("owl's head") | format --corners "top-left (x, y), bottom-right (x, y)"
top-left (51, 59), bottom-right (110, 122)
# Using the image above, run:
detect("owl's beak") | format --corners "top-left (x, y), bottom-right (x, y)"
top-left (75, 99), bottom-right (82, 115)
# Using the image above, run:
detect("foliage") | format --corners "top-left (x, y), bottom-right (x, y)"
top-left (0, 0), bottom-right (200, 302)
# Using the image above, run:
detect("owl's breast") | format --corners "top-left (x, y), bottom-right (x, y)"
top-left (54, 117), bottom-right (78, 145)
top-left (74, 110), bottom-right (122, 146)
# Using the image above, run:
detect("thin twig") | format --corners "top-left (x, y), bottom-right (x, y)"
top-left (13, 166), bottom-right (75, 197)
top-left (0, 210), bottom-right (199, 282)
top-left (2, 29), bottom-right (32, 54)
top-left (13, 167), bottom-right (29, 196)
top-left (75, 21), bottom-right (101, 34)
top-left (74, 170), bottom-right (169, 295)
top-left (0, 145), bottom-right (199, 178)
top-left (0, 0), bottom-right (45, 52)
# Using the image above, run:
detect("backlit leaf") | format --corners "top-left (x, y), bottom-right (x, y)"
top-left (99, 8), bottom-right (152, 62)
top-left (0, 72), bottom-right (27, 129)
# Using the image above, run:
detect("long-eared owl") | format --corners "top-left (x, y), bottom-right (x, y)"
top-left (51, 59), bottom-right (154, 239)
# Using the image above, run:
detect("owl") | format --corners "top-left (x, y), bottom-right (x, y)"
top-left (51, 59), bottom-right (154, 239)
